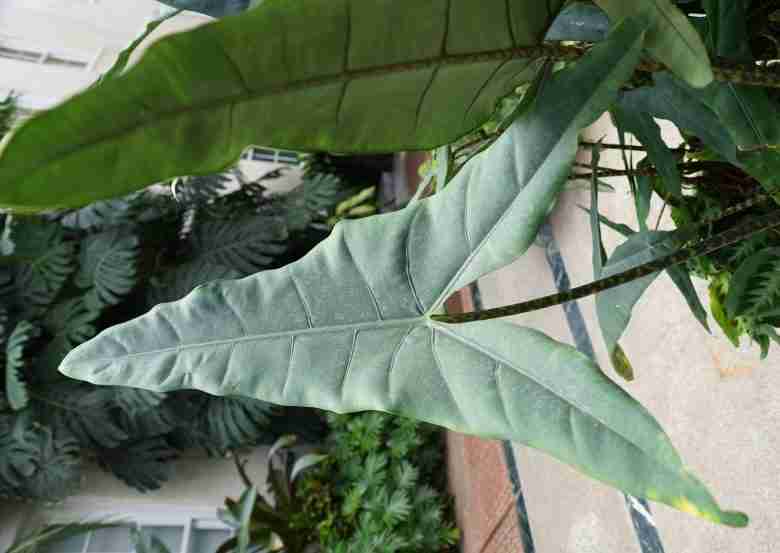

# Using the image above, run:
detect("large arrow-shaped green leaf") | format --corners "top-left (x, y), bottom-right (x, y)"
top-left (0, 0), bottom-right (565, 211)
top-left (60, 21), bottom-right (745, 526)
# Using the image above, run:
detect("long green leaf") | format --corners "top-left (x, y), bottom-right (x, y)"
top-left (612, 100), bottom-right (682, 198)
top-left (596, 231), bottom-right (709, 380)
top-left (620, 72), bottom-right (739, 164)
top-left (0, 0), bottom-right (565, 211)
top-left (60, 21), bottom-right (745, 526)
top-left (701, 0), bottom-right (780, 150)
top-left (594, 0), bottom-right (713, 87)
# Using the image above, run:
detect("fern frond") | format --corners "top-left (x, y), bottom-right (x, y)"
top-left (188, 214), bottom-right (287, 275)
top-left (383, 490), bottom-right (412, 526)
top-left (361, 453), bottom-right (388, 488)
top-left (2, 217), bottom-right (76, 314)
top-left (35, 382), bottom-right (128, 449)
top-left (392, 461), bottom-right (419, 491)
top-left (414, 484), bottom-right (438, 505)
top-left (747, 258), bottom-right (780, 316)
top-left (75, 227), bottom-right (140, 310)
top-left (146, 262), bottom-right (242, 306)
top-left (98, 438), bottom-right (176, 492)
top-left (728, 234), bottom-right (769, 266)
top-left (341, 483), bottom-right (366, 518)
top-left (5, 320), bottom-right (40, 410)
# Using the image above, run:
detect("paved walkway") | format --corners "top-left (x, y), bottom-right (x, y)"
top-left (443, 116), bottom-right (780, 553)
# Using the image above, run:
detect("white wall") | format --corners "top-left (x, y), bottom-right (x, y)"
top-left (0, 0), bottom-right (211, 109)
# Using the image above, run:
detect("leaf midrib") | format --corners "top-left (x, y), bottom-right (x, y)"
top-left (9, 46), bottom-right (547, 184)
top-left (434, 323), bottom-right (682, 469)
top-left (83, 315), bottom-right (426, 364)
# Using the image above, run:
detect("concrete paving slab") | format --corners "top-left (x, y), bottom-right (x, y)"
top-left (475, 115), bottom-right (780, 552)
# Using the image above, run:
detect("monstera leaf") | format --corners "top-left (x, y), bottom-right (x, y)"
top-left (0, 0), bottom-right (566, 210)
top-left (60, 21), bottom-right (744, 526)
top-left (75, 228), bottom-right (140, 311)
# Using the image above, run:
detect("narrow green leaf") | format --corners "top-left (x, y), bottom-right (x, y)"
top-left (596, 233), bottom-right (672, 379)
top-left (237, 487), bottom-right (258, 553)
top-left (709, 282), bottom-right (741, 348)
top-left (0, 0), bottom-right (565, 211)
top-left (700, 0), bottom-right (780, 150)
top-left (612, 100), bottom-right (683, 198)
top-left (620, 73), bottom-right (738, 164)
top-left (60, 22), bottom-right (745, 526)
top-left (596, 230), bottom-right (711, 379)
top-left (594, 0), bottom-right (713, 87)
top-left (588, 144), bottom-right (607, 276)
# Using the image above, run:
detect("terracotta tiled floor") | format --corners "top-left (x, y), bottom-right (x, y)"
top-left (444, 290), bottom-right (525, 553)
top-left (447, 433), bottom-right (524, 553)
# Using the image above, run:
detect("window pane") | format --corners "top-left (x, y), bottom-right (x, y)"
top-left (40, 531), bottom-right (88, 553)
top-left (189, 529), bottom-right (231, 553)
top-left (87, 527), bottom-right (132, 553)
top-left (145, 527), bottom-right (182, 553)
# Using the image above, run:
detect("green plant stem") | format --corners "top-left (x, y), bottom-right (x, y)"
top-left (533, 42), bottom-right (780, 88)
top-left (433, 205), bottom-right (780, 324)
top-left (579, 141), bottom-right (648, 152)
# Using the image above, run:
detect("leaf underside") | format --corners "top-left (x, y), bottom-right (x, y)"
top-left (61, 21), bottom-right (745, 527)
top-left (0, 0), bottom-right (565, 210)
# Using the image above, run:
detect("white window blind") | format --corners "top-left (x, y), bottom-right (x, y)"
top-left (40, 516), bottom-right (232, 553)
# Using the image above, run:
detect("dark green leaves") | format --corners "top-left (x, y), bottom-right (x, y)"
top-left (98, 439), bottom-right (177, 492)
top-left (189, 215), bottom-right (287, 275)
top-left (0, 0), bottom-right (563, 210)
top-left (75, 228), bottom-right (140, 311)
top-left (5, 321), bottom-right (40, 410)
top-left (1, 217), bottom-right (76, 314)
top-left (594, 0), bottom-right (713, 87)
top-left (725, 248), bottom-right (780, 319)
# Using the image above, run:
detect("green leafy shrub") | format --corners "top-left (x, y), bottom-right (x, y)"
top-left (0, 140), bottom-right (375, 499)
top-left (297, 413), bottom-right (459, 553)
top-left (216, 415), bottom-right (458, 553)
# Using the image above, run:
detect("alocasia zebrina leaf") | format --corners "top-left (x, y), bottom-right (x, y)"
top-left (60, 20), bottom-right (746, 526)
top-left (0, 0), bottom-right (565, 211)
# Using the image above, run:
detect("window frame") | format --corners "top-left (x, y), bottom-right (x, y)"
top-left (40, 502), bottom-right (234, 553)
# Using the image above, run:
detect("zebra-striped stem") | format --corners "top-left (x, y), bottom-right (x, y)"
top-left (433, 204), bottom-right (780, 324)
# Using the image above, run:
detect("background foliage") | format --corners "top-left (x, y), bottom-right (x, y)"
top-left (0, 97), bottom-right (379, 499)
top-left (294, 413), bottom-right (459, 553)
